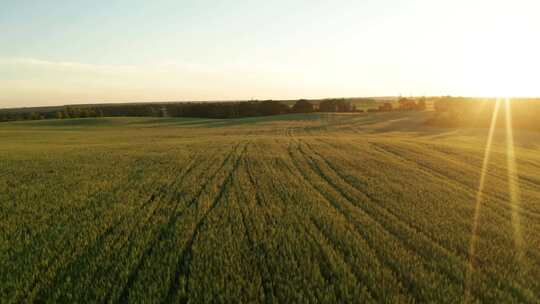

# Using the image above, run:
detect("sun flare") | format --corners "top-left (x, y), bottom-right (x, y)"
top-left (504, 98), bottom-right (524, 259)
top-left (465, 98), bottom-right (501, 301)
top-left (465, 97), bottom-right (531, 301)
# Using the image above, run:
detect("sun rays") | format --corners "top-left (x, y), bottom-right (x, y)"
top-left (464, 98), bottom-right (501, 301)
top-left (505, 98), bottom-right (524, 261)
top-left (465, 98), bottom-right (525, 301)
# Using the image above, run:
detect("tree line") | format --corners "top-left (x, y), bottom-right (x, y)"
top-left (0, 99), bottom-right (356, 122)
top-left (0, 97), bottom-right (431, 122)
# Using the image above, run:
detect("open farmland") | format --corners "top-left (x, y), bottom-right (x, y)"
top-left (1, 111), bottom-right (540, 303)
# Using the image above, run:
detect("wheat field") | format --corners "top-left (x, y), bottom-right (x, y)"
top-left (1, 112), bottom-right (539, 303)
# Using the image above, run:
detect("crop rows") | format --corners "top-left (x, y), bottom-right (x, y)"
top-left (1, 114), bottom-right (539, 303)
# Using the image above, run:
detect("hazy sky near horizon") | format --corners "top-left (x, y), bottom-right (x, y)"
top-left (1, 0), bottom-right (539, 108)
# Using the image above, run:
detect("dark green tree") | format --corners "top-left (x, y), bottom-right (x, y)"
top-left (292, 99), bottom-right (314, 113)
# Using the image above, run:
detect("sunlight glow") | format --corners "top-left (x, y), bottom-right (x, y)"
top-left (465, 97), bottom-right (528, 300)
top-left (464, 98), bottom-right (501, 302)
top-left (504, 98), bottom-right (524, 260)
top-left (2, 1), bottom-right (540, 107)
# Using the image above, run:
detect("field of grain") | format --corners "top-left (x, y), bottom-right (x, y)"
top-left (1, 112), bottom-right (540, 303)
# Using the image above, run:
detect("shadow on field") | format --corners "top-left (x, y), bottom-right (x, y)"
top-left (364, 111), bottom-right (463, 139)
top-left (204, 113), bottom-right (324, 128)
top-left (8, 118), bottom-right (118, 127)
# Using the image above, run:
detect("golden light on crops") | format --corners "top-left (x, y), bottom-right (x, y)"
top-left (504, 98), bottom-right (524, 260)
top-left (464, 98), bottom-right (501, 302)
top-left (465, 97), bottom-right (527, 301)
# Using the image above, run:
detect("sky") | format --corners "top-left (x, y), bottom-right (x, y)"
top-left (1, 0), bottom-right (539, 108)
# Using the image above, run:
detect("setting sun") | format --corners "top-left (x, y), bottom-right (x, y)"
top-left (1, 0), bottom-right (539, 108)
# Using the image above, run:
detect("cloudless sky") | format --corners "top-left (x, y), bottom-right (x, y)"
top-left (1, 0), bottom-right (539, 107)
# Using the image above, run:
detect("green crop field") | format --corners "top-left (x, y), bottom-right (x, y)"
top-left (1, 111), bottom-right (539, 303)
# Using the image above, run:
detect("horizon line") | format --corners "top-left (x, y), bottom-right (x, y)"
top-left (2, 95), bottom-right (540, 111)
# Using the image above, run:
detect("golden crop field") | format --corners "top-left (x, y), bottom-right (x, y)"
top-left (1, 111), bottom-right (539, 303)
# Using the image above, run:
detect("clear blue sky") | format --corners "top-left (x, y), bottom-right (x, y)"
top-left (1, 0), bottom-right (538, 107)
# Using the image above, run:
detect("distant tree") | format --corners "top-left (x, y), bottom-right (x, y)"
top-left (417, 97), bottom-right (427, 111)
top-left (2, 100), bottom-right (297, 122)
top-left (319, 101), bottom-right (333, 112)
top-left (259, 100), bottom-right (289, 116)
top-left (237, 101), bottom-right (259, 117)
top-left (336, 100), bottom-right (352, 112)
top-left (65, 106), bottom-right (75, 118)
top-left (157, 107), bottom-right (166, 117)
top-left (30, 112), bottom-right (42, 120)
top-left (292, 99), bottom-right (314, 113)
top-left (398, 97), bottom-right (418, 111)
top-left (378, 103), bottom-right (393, 112)
top-left (319, 99), bottom-right (353, 112)
top-left (319, 100), bottom-right (338, 112)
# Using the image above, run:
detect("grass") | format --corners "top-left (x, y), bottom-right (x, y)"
top-left (1, 112), bottom-right (539, 303)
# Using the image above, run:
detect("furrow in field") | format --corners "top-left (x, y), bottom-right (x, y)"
top-left (232, 174), bottom-right (273, 304)
top-left (315, 138), bottom-right (538, 302)
top-left (243, 141), bottom-right (335, 295)
top-left (68, 152), bottom-right (212, 302)
top-left (367, 141), bottom-right (540, 301)
top-left (239, 142), bottom-right (311, 301)
top-left (302, 139), bottom-right (479, 284)
top-left (321, 137), bottom-right (516, 251)
top-left (313, 139), bottom-right (474, 255)
top-left (18, 157), bottom-right (169, 302)
top-left (248, 142), bottom-right (376, 302)
top-left (95, 152), bottom-right (213, 302)
top-left (164, 142), bottom-right (249, 303)
top-left (38, 152), bottom-right (205, 302)
top-left (376, 141), bottom-right (540, 221)
top-left (368, 140), bottom-right (540, 258)
top-left (284, 139), bottom-right (413, 302)
top-left (295, 139), bottom-right (467, 302)
top-left (236, 145), bottom-right (310, 302)
top-left (419, 140), bottom-right (540, 175)
top-left (237, 140), bottom-right (374, 301)
top-left (301, 217), bottom-right (372, 298)
top-left (17, 184), bottom-right (126, 301)
top-left (243, 154), bottom-right (266, 208)
top-left (116, 143), bottom-right (242, 303)
top-left (404, 140), bottom-right (540, 216)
